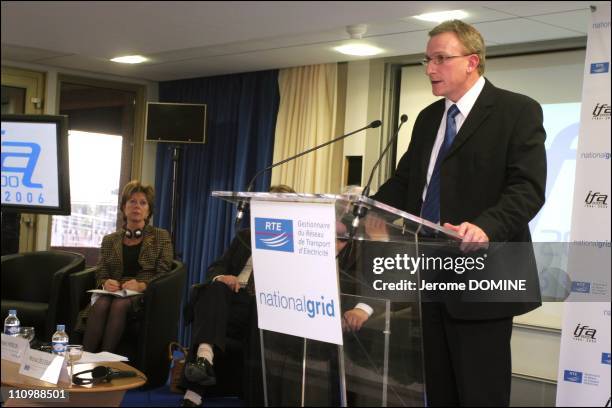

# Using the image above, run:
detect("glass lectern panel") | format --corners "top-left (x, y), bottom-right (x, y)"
top-left (212, 191), bottom-right (459, 406)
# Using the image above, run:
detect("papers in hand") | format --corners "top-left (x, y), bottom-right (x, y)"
top-left (87, 288), bottom-right (142, 297)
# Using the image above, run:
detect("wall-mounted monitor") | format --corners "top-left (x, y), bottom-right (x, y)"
top-left (1, 114), bottom-right (71, 215)
top-left (145, 102), bottom-right (206, 144)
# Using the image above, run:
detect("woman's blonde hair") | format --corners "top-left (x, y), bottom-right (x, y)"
top-left (120, 180), bottom-right (155, 223)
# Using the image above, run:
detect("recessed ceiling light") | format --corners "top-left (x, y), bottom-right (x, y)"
top-left (110, 55), bottom-right (148, 64)
top-left (414, 10), bottom-right (468, 23)
top-left (334, 43), bottom-right (383, 57)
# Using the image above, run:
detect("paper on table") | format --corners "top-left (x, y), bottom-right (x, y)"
top-left (76, 351), bottom-right (129, 364)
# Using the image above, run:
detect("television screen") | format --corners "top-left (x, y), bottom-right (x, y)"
top-left (145, 102), bottom-right (206, 143)
top-left (1, 114), bottom-right (71, 215)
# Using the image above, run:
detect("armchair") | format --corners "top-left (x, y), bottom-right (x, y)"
top-left (69, 260), bottom-right (187, 388)
top-left (1, 250), bottom-right (86, 341)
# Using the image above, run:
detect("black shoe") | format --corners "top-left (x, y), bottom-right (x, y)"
top-left (180, 398), bottom-right (202, 407)
top-left (184, 357), bottom-right (216, 386)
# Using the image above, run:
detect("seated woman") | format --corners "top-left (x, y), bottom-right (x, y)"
top-left (76, 180), bottom-right (173, 353)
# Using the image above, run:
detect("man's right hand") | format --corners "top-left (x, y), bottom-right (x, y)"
top-left (104, 279), bottom-right (121, 292)
top-left (217, 275), bottom-right (241, 293)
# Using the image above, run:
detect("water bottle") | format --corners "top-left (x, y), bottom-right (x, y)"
top-left (51, 324), bottom-right (69, 355)
top-left (4, 309), bottom-right (20, 336)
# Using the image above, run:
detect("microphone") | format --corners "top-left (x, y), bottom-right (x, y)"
top-left (234, 120), bottom-right (382, 227)
top-left (351, 114), bottom-right (408, 233)
top-left (108, 368), bottom-right (138, 379)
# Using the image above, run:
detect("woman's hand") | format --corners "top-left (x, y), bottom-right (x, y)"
top-left (103, 279), bottom-right (121, 292)
top-left (121, 279), bottom-right (145, 292)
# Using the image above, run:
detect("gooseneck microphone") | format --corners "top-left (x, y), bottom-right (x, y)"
top-left (351, 114), bottom-right (408, 233)
top-left (234, 120), bottom-right (382, 226)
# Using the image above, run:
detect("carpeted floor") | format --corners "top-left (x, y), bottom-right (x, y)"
top-left (121, 385), bottom-right (244, 407)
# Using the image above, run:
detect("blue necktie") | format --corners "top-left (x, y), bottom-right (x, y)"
top-left (421, 104), bottom-right (460, 224)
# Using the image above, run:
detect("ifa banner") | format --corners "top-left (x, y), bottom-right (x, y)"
top-left (556, 5), bottom-right (611, 407)
top-left (250, 199), bottom-right (343, 345)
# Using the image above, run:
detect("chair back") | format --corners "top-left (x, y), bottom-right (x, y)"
top-left (1, 250), bottom-right (86, 339)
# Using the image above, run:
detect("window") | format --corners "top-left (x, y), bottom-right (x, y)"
top-left (50, 78), bottom-right (144, 265)
top-left (50, 131), bottom-right (122, 248)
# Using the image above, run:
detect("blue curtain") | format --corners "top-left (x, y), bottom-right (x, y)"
top-left (153, 70), bottom-right (279, 344)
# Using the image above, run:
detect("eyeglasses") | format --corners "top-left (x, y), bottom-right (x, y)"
top-left (421, 54), bottom-right (473, 66)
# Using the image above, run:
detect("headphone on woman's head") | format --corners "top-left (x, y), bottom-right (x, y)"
top-left (124, 227), bottom-right (143, 239)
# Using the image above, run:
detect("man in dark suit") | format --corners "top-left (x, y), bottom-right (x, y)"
top-left (374, 20), bottom-right (546, 406)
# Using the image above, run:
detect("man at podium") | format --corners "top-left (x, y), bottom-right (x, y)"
top-left (374, 20), bottom-right (546, 406)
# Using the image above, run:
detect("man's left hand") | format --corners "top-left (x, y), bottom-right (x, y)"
top-left (443, 222), bottom-right (489, 252)
top-left (342, 308), bottom-right (369, 332)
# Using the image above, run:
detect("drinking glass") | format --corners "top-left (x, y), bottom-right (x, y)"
top-left (18, 327), bottom-right (35, 344)
top-left (66, 345), bottom-right (84, 384)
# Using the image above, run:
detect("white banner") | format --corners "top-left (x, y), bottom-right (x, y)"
top-left (250, 200), bottom-right (343, 345)
top-left (556, 5), bottom-right (611, 407)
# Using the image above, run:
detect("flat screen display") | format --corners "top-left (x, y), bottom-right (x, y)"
top-left (1, 114), bottom-right (71, 215)
top-left (145, 102), bottom-right (206, 143)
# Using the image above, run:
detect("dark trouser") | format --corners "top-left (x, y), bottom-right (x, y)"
top-left (190, 280), bottom-right (252, 355)
top-left (421, 303), bottom-right (513, 407)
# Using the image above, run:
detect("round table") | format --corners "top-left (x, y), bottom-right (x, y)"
top-left (1, 359), bottom-right (147, 407)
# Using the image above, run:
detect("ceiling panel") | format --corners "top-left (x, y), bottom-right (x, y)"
top-left (473, 18), bottom-right (585, 45)
top-left (483, 2), bottom-right (592, 17)
top-left (526, 9), bottom-right (591, 34)
top-left (1, 44), bottom-right (71, 62)
top-left (1, 1), bottom-right (597, 81)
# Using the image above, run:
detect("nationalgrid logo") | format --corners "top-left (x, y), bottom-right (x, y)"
top-left (592, 21), bottom-right (610, 30)
top-left (591, 62), bottom-right (609, 74)
top-left (581, 152), bottom-right (611, 160)
top-left (564, 370), bottom-right (583, 383)
top-left (254, 218), bottom-right (294, 253)
top-left (258, 290), bottom-right (336, 319)
top-left (602, 353), bottom-right (611, 365)
top-left (571, 281), bottom-right (591, 294)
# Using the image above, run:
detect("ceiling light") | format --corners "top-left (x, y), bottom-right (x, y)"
top-left (414, 10), bottom-right (468, 23)
top-left (334, 24), bottom-right (383, 56)
top-left (110, 55), bottom-right (147, 64)
top-left (334, 43), bottom-right (383, 57)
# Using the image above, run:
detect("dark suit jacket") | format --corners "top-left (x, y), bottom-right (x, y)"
top-left (75, 225), bottom-right (174, 332)
top-left (205, 229), bottom-right (252, 284)
top-left (374, 79), bottom-right (546, 319)
top-left (95, 224), bottom-right (174, 287)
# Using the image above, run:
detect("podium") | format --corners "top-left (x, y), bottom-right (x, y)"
top-left (213, 191), bottom-right (460, 407)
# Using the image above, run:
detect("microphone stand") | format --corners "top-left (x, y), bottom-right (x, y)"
top-left (234, 120), bottom-right (382, 229)
top-left (350, 114), bottom-right (408, 236)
